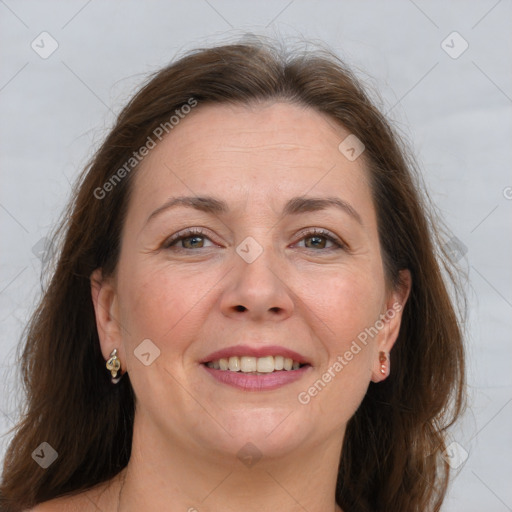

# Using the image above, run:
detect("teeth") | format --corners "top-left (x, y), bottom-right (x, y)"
top-left (206, 355), bottom-right (304, 373)
top-left (228, 356), bottom-right (239, 371)
top-left (256, 356), bottom-right (274, 373)
top-left (240, 356), bottom-right (257, 372)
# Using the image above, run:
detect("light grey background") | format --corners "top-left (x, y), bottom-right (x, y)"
top-left (1, 1), bottom-right (511, 510)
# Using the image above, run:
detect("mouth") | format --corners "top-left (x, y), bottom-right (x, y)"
top-left (200, 346), bottom-right (312, 391)
top-left (204, 355), bottom-right (308, 375)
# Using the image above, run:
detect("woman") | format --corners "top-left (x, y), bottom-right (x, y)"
top-left (0, 38), bottom-right (465, 512)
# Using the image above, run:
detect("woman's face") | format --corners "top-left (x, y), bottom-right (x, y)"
top-left (93, 101), bottom-right (408, 461)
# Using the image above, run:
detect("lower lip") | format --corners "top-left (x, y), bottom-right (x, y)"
top-left (202, 364), bottom-right (311, 391)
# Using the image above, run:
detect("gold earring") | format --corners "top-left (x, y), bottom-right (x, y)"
top-left (106, 349), bottom-right (121, 383)
top-left (379, 351), bottom-right (387, 375)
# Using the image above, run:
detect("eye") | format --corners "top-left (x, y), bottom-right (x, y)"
top-left (294, 228), bottom-right (345, 251)
top-left (162, 227), bottom-right (345, 252)
top-left (163, 228), bottom-right (216, 250)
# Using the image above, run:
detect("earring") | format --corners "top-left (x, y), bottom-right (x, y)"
top-left (379, 351), bottom-right (387, 375)
top-left (106, 349), bottom-right (121, 383)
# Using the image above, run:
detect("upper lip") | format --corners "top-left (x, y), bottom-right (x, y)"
top-left (200, 345), bottom-right (311, 365)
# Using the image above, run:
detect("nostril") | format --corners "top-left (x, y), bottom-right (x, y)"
top-left (234, 305), bottom-right (246, 312)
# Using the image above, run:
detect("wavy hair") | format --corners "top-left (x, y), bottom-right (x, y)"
top-left (0, 38), bottom-right (465, 512)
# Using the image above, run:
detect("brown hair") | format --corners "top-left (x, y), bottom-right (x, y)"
top-left (0, 37), bottom-right (465, 512)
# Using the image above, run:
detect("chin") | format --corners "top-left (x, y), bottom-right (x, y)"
top-left (194, 405), bottom-right (313, 460)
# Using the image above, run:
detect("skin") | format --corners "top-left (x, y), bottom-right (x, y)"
top-left (33, 101), bottom-right (410, 511)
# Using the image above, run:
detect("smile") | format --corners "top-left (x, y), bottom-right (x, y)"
top-left (205, 355), bottom-right (305, 374)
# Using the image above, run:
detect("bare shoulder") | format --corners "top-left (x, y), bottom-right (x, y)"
top-left (26, 493), bottom-right (90, 512)
top-left (26, 473), bottom-right (124, 512)
top-left (26, 499), bottom-right (65, 511)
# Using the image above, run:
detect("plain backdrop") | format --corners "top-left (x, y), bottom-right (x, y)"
top-left (1, 1), bottom-right (511, 510)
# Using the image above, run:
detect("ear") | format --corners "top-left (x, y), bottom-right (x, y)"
top-left (371, 269), bottom-right (412, 382)
top-left (90, 268), bottom-right (126, 375)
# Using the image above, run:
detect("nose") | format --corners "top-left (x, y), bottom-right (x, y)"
top-left (219, 244), bottom-right (294, 322)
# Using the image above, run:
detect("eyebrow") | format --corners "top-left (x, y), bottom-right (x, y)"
top-left (145, 195), bottom-right (362, 226)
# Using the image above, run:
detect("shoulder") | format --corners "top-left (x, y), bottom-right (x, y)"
top-left (24, 491), bottom-right (97, 512)
top-left (25, 472), bottom-right (124, 512)
top-left (26, 494), bottom-right (87, 511)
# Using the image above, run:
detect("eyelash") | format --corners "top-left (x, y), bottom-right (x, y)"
top-left (162, 228), bottom-right (212, 250)
top-left (162, 227), bottom-right (346, 251)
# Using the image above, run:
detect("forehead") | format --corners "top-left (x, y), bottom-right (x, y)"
top-left (129, 101), bottom-right (372, 219)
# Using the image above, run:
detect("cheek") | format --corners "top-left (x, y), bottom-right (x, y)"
top-left (296, 264), bottom-right (384, 418)
top-left (311, 263), bottom-right (385, 348)
top-left (117, 262), bottom-right (210, 356)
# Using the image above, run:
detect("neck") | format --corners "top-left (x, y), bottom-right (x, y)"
top-left (116, 412), bottom-right (344, 512)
